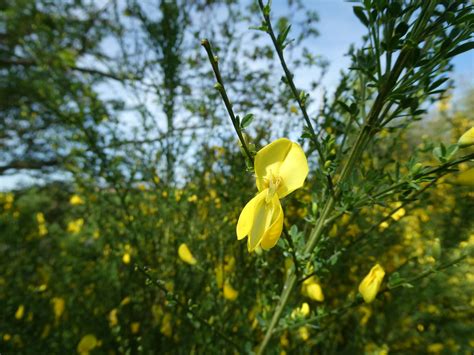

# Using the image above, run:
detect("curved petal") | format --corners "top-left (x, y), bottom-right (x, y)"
top-left (236, 192), bottom-right (259, 240)
top-left (358, 264), bottom-right (385, 303)
top-left (254, 138), bottom-right (293, 192)
top-left (247, 190), bottom-right (274, 252)
top-left (276, 141), bottom-right (309, 198)
top-left (260, 197), bottom-right (284, 250)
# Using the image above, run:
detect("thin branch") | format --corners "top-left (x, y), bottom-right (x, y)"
top-left (135, 265), bottom-right (242, 352)
top-left (256, 0), bottom-right (324, 160)
top-left (200, 39), bottom-right (254, 163)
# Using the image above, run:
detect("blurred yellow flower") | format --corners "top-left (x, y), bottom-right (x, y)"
top-left (453, 168), bottom-right (474, 186)
top-left (427, 343), bottom-right (444, 353)
top-left (77, 334), bottom-right (98, 354)
top-left (223, 281), bottom-right (238, 301)
top-left (108, 308), bottom-right (118, 327)
top-left (160, 313), bottom-right (172, 337)
top-left (15, 304), bottom-right (25, 320)
top-left (122, 253), bottom-right (131, 264)
top-left (298, 326), bottom-right (310, 341)
top-left (67, 218), bottom-right (84, 234)
top-left (237, 138), bottom-right (308, 251)
top-left (36, 212), bottom-right (48, 236)
top-left (291, 302), bottom-right (310, 318)
top-left (359, 264), bottom-right (385, 303)
top-left (70, 195), bottom-right (85, 205)
top-left (52, 297), bottom-right (65, 320)
top-left (36, 212), bottom-right (45, 224)
top-left (178, 243), bottom-right (197, 265)
top-left (303, 278), bottom-right (324, 302)
top-left (458, 127), bottom-right (474, 148)
top-left (120, 296), bottom-right (131, 306)
top-left (390, 202), bottom-right (406, 221)
top-left (131, 322), bottom-right (140, 334)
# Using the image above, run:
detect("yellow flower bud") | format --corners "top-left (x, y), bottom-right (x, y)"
top-left (178, 243), bottom-right (197, 265)
top-left (70, 194), bottom-right (85, 205)
top-left (52, 297), bottom-right (65, 320)
top-left (15, 304), bottom-right (25, 320)
top-left (358, 264), bottom-right (385, 303)
top-left (77, 334), bottom-right (98, 354)
top-left (223, 281), bottom-right (239, 301)
top-left (458, 127), bottom-right (474, 148)
top-left (306, 282), bottom-right (325, 302)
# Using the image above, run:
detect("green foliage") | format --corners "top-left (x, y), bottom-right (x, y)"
top-left (1, 0), bottom-right (473, 354)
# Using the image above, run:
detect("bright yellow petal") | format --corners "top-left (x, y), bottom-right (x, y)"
top-left (358, 264), bottom-right (385, 303)
top-left (458, 127), bottom-right (474, 148)
top-left (254, 138), bottom-right (292, 192)
top-left (178, 243), bottom-right (197, 265)
top-left (236, 191), bottom-right (262, 240)
top-left (276, 141), bottom-right (309, 198)
top-left (247, 190), bottom-right (273, 252)
top-left (306, 283), bottom-right (324, 302)
top-left (260, 197), bottom-right (284, 250)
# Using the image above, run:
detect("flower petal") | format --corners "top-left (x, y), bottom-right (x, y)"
top-left (260, 196), bottom-right (284, 250)
top-left (254, 138), bottom-right (293, 192)
top-left (276, 141), bottom-right (309, 198)
top-left (236, 189), bottom-right (268, 240)
top-left (358, 264), bottom-right (385, 303)
top-left (248, 190), bottom-right (274, 252)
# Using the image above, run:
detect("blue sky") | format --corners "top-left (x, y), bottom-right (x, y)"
top-left (279, 0), bottom-right (473, 95)
top-left (1, 0), bottom-right (472, 191)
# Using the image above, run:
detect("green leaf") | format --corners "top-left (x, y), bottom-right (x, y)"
top-left (263, 0), bottom-right (272, 17)
top-left (277, 25), bottom-right (291, 49)
top-left (445, 42), bottom-right (474, 58)
top-left (395, 21), bottom-right (409, 37)
top-left (353, 6), bottom-right (369, 27)
top-left (240, 113), bottom-right (254, 129)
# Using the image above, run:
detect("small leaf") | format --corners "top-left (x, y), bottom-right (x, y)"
top-left (353, 6), bottom-right (369, 27)
top-left (277, 25), bottom-right (292, 48)
top-left (241, 113), bottom-right (254, 129)
top-left (446, 42), bottom-right (474, 58)
top-left (395, 21), bottom-right (409, 37)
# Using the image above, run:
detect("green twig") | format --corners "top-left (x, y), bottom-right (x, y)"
top-left (135, 264), bottom-right (242, 351)
top-left (200, 39), bottom-right (254, 163)
top-left (256, 0), bottom-right (324, 160)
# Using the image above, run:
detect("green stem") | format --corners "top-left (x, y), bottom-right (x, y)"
top-left (256, 0), bottom-right (324, 160)
top-left (200, 39), bottom-right (254, 163)
top-left (257, 45), bottom-right (412, 354)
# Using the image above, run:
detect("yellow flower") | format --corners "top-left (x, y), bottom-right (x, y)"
top-left (52, 297), bottom-right (65, 320)
top-left (458, 127), bottom-right (474, 148)
top-left (36, 212), bottom-right (46, 224)
top-left (359, 264), bottom-right (385, 303)
top-left (131, 322), bottom-right (140, 334)
top-left (70, 195), bottom-right (85, 205)
top-left (291, 302), bottom-right (310, 318)
top-left (453, 168), bottom-right (474, 186)
top-left (303, 278), bottom-right (324, 302)
top-left (178, 243), bottom-right (197, 265)
top-left (237, 138), bottom-right (308, 251)
top-left (390, 202), bottom-right (406, 221)
top-left (298, 326), bottom-right (310, 341)
top-left (67, 218), bottom-right (84, 234)
top-left (15, 304), bottom-right (25, 320)
top-left (122, 253), bottom-right (131, 264)
top-left (223, 281), bottom-right (239, 301)
top-left (427, 343), bottom-right (444, 353)
top-left (108, 308), bottom-right (118, 327)
top-left (77, 334), bottom-right (98, 354)
top-left (160, 313), bottom-right (172, 337)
